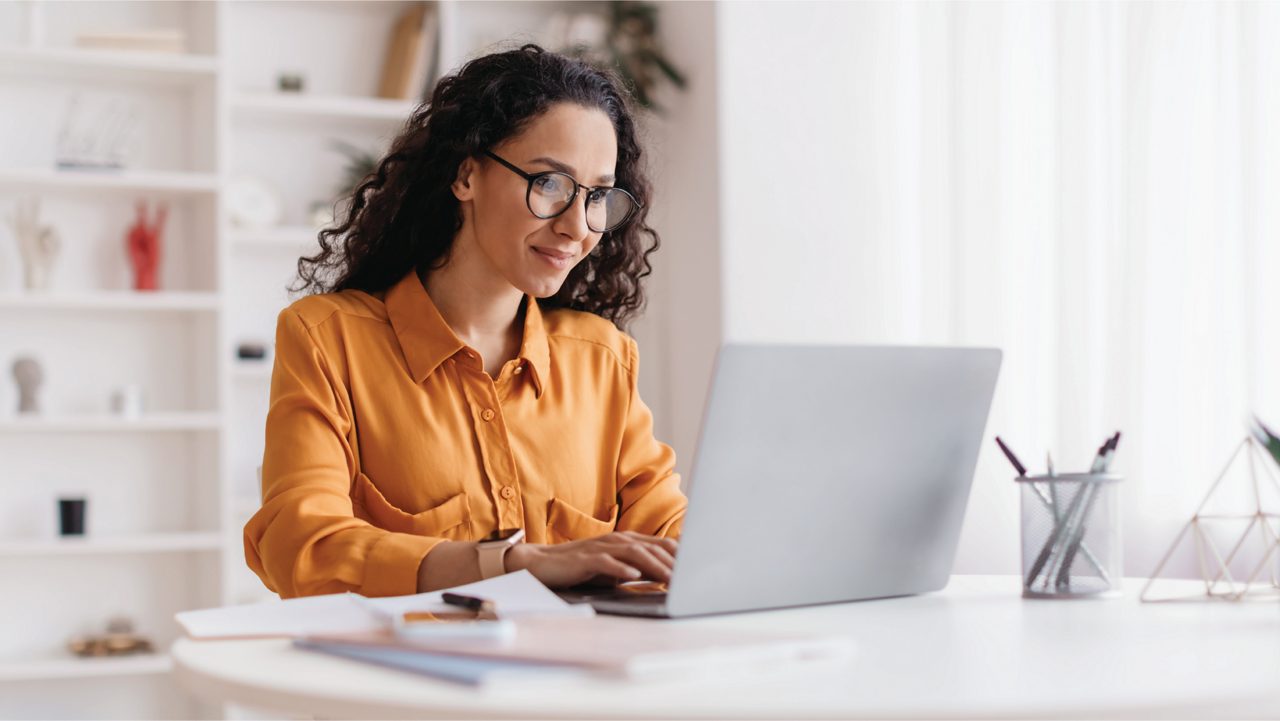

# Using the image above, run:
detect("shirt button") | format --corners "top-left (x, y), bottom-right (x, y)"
top-left (513, 365), bottom-right (523, 375)
top-left (500, 486), bottom-right (516, 500)
top-left (481, 408), bottom-right (495, 422)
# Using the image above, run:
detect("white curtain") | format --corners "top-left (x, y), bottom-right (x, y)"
top-left (714, 1), bottom-right (1280, 577)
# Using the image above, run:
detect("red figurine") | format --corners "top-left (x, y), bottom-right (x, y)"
top-left (126, 200), bottom-right (166, 291)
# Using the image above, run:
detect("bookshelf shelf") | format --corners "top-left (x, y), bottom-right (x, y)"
top-left (0, 168), bottom-right (220, 195)
top-left (232, 362), bottom-right (273, 381)
top-left (228, 225), bottom-right (321, 249)
top-left (0, 413), bottom-right (223, 433)
top-left (0, 653), bottom-right (173, 682)
top-left (232, 92), bottom-right (415, 124)
top-left (0, 533), bottom-right (222, 557)
top-left (0, 292), bottom-right (220, 313)
top-left (0, 46), bottom-right (218, 85)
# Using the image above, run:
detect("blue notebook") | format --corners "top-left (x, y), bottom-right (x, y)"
top-left (293, 638), bottom-right (581, 686)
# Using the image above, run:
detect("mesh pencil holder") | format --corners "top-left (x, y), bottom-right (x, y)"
top-left (1017, 473), bottom-right (1123, 599)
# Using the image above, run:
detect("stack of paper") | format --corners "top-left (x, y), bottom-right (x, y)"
top-left (176, 571), bottom-right (855, 687)
top-left (175, 570), bottom-right (592, 640)
top-left (299, 616), bottom-right (855, 686)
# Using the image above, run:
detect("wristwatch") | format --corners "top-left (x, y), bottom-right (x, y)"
top-left (476, 528), bottom-right (525, 579)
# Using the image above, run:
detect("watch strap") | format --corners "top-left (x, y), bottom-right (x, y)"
top-left (477, 542), bottom-right (510, 580)
top-left (476, 528), bottom-right (524, 580)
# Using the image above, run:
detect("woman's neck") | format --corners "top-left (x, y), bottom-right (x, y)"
top-left (420, 242), bottom-right (525, 355)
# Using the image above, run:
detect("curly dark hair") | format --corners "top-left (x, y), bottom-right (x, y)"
top-left (291, 44), bottom-right (660, 329)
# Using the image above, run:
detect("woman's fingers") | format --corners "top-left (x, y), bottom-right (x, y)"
top-left (608, 541), bottom-right (672, 583)
top-left (610, 532), bottom-right (677, 572)
top-left (584, 551), bottom-right (642, 581)
top-left (618, 531), bottom-right (678, 557)
top-left (537, 532), bottom-right (679, 587)
top-left (635, 539), bottom-right (676, 572)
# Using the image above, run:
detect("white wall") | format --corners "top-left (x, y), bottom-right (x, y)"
top-left (717, 2), bottom-right (954, 346)
top-left (714, 1), bottom-right (1019, 573)
top-left (640, 1), bottom-right (722, 485)
top-left (711, 0), bottom-right (1280, 579)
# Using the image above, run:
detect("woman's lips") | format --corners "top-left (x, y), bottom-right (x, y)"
top-left (531, 246), bottom-right (575, 269)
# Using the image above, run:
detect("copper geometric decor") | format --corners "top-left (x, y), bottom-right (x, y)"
top-left (1141, 436), bottom-right (1280, 602)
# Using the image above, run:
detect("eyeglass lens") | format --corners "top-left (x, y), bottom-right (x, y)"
top-left (529, 173), bottom-right (635, 232)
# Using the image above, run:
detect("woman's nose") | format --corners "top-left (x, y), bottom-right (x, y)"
top-left (552, 192), bottom-right (592, 239)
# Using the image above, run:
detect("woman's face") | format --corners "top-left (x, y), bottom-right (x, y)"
top-left (452, 102), bottom-right (619, 298)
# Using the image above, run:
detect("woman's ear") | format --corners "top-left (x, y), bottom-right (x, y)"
top-left (451, 157), bottom-right (479, 201)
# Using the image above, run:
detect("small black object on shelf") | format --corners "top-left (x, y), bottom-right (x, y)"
top-left (59, 497), bottom-right (86, 536)
top-left (237, 343), bottom-right (268, 360)
top-left (277, 73), bottom-right (305, 93)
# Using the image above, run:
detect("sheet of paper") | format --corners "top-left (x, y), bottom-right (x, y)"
top-left (175, 593), bottom-right (376, 640)
top-left (364, 570), bottom-right (595, 620)
top-left (176, 570), bottom-right (591, 639)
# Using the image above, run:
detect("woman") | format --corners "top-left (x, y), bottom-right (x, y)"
top-left (244, 45), bottom-right (686, 599)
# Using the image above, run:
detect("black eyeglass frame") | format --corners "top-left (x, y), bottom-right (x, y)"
top-left (483, 150), bottom-right (641, 233)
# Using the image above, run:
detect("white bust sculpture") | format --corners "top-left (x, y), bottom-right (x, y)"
top-left (12, 356), bottom-right (43, 414)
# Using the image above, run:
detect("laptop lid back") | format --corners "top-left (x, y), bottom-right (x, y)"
top-left (665, 344), bottom-right (1001, 617)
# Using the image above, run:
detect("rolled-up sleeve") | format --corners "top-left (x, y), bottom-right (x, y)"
top-left (243, 309), bottom-right (447, 599)
top-left (613, 336), bottom-right (687, 540)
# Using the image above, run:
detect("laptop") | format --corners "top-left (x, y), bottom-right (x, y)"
top-left (557, 343), bottom-right (1002, 618)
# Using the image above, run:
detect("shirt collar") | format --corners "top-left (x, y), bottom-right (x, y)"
top-left (517, 294), bottom-right (550, 399)
top-left (385, 270), bottom-right (549, 398)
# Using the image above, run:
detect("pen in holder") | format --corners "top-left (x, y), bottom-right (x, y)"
top-left (1017, 472), bottom-right (1123, 598)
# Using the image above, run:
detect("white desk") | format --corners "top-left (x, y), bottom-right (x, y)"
top-left (172, 576), bottom-right (1280, 719)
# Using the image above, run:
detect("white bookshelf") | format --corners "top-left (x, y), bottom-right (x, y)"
top-left (0, 168), bottom-right (220, 194)
top-left (0, 1), bottom-right (599, 718)
top-left (231, 362), bottom-right (272, 381)
top-left (0, 45), bottom-right (219, 84)
top-left (0, 413), bottom-right (223, 433)
top-left (0, 532), bottom-right (222, 557)
top-left (0, 291), bottom-right (220, 312)
top-left (231, 91), bottom-right (414, 124)
top-left (0, 653), bottom-right (174, 682)
top-left (227, 224), bottom-right (318, 248)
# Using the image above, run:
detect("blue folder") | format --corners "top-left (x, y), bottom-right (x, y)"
top-left (293, 638), bottom-right (579, 686)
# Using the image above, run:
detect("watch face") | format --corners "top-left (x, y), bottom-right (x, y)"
top-left (482, 528), bottom-right (523, 543)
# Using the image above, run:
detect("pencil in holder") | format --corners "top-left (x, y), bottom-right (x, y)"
top-left (1017, 473), bottom-right (1123, 598)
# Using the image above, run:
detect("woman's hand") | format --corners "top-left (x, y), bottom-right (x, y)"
top-left (503, 532), bottom-right (678, 589)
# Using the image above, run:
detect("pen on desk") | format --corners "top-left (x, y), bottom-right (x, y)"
top-left (1024, 463), bottom-right (1077, 587)
top-left (1102, 432), bottom-right (1121, 472)
top-left (995, 437), bottom-right (1028, 477)
top-left (1055, 431), bottom-right (1122, 588)
top-left (1031, 433), bottom-right (1114, 589)
top-left (442, 592), bottom-right (494, 613)
top-left (1044, 450), bottom-right (1061, 544)
top-left (1088, 435), bottom-right (1113, 473)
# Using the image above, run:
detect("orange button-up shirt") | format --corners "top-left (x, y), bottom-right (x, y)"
top-left (244, 270), bottom-right (687, 599)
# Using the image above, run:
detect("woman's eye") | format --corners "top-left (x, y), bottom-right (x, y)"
top-left (534, 176), bottom-right (564, 194)
top-left (586, 189), bottom-right (607, 205)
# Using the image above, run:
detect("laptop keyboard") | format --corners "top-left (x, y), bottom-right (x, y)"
top-left (590, 592), bottom-right (669, 617)
top-left (556, 581), bottom-right (668, 604)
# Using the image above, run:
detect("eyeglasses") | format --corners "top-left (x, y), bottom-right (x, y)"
top-left (483, 150), bottom-right (640, 233)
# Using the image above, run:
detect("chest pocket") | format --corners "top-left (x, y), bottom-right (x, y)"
top-left (352, 472), bottom-right (473, 540)
top-left (546, 497), bottom-right (619, 544)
